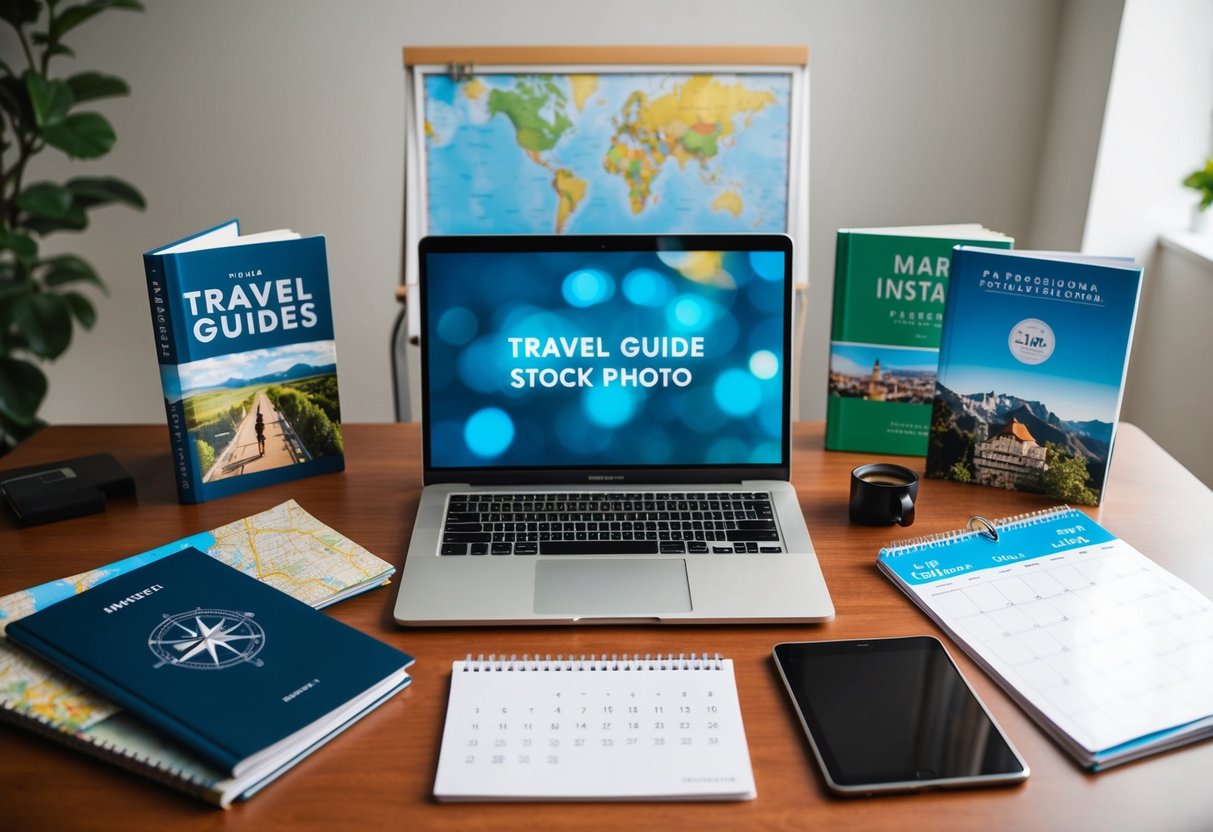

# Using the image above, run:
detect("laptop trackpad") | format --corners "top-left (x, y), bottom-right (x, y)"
top-left (533, 559), bottom-right (692, 616)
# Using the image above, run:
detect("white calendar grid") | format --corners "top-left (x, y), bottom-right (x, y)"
top-left (433, 658), bottom-right (756, 801)
top-left (914, 539), bottom-right (1213, 753)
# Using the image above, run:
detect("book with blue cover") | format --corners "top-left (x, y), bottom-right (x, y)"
top-left (6, 548), bottom-right (412, 781)
top-left (143, 220), bottom-right (344, 504)
top-left (925, 247), bottom-right (1142, 505)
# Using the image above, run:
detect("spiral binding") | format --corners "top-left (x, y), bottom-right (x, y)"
top-left (459, 652), bottom-right (725, 672)
top-left (881, 505), bottom-right (1073, 555)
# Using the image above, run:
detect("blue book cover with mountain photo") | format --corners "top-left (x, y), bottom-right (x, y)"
top-left (5, 548), bottom-right (412, 778)
top-left (143, 220), bottom-right (344, 503)
top-left (925, 247), bottom-right (1142, 505)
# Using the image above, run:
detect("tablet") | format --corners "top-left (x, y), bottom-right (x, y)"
top-left (772, 636), bottom-right (1029, 795)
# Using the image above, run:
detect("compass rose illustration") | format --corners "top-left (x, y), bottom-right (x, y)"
top-left (148, 608), bottom-right (266, 670)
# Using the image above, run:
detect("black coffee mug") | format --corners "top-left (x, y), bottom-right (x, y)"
top-left (849, 463), bottom-right (919, 526)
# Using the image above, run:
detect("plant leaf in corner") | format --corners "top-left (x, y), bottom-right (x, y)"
top-left (65, 71), bottom-right (130, 103)
top-left (16, 182), bottom-right (75, 219)
top-left (26, 73), bottom-right (74, 128)
top-left (53, 0), bottom-right (144, 38)
top-left (41, 111), bottom-right (116, 158)
top-left (63, 290), bottom-right (97, 328)
top-left (66, 175), bottom-right (146, 210)
top-left (42, 254), bottom-right (106, 292)
top-left (0, 357), bottom-right (48, 427)
top-left (0, 0), bottom-right (42, 27)
top-left (12, 292), bottom-right (73, 358)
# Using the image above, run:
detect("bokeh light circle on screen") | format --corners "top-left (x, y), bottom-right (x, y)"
top-left (748, 251), bottom-right (785, 281)
top-left (714, 368), bottom-right (762, 417)
top-left (749, 350), bottom-right (779, 380)
top-left (708, 437), bottom-right (750, 464)
top-left (562, 269), bottom-right (615, 308)
top-left (622, 268), bottom-right (673, 307)
top-left (464, 407), bottom-right (515, 458)
top-left (583, 385), bottom-right (639, 428)
top-left (456, 337), bottom-right (504, 394)
top-left (668, 295), bottom-right (716, 333)
top-left (436, 307), bottom-right (479, 346)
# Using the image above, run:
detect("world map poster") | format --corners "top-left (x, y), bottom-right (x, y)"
top-left (420, 72), bottom-right (794, 235)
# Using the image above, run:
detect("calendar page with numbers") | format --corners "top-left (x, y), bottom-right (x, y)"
top-left (879, 506), bottom-right (1213, 771)
top-left (433, 654), bottom-right (756, 801)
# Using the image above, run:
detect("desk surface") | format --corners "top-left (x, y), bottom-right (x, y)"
top-left (3, 422), bottom-right (1212, 831)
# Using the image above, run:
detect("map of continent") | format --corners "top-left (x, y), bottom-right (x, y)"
top-left (424, 72), bottom-right (793, 235)
top-left (0, 501), bottom-right (392, 733)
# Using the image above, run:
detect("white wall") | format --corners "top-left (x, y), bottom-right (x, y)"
top-left (1084, 0), bottom-right (1213, 484)
top-left (10, 0), bottom-right (1066, 427)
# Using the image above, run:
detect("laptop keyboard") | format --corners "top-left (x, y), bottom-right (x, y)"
top-left (439, 491), bottom-right (783, 556)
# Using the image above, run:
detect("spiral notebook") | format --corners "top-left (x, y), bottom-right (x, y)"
top-left (878, 506), bottom-right (1213, 770)
top-left (433, 653), bottom-right (756, 801)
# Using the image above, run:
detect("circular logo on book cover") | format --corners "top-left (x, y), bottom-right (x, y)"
top-left (149, 608), bottom-right (265, 670)
top-left (1008, 318), bottom-right (1055, 365)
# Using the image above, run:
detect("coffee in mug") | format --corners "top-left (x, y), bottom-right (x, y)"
top-left (849, 463), bottom-right (919, 526)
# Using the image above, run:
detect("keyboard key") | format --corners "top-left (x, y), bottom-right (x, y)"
top-left (444, 532), bottom-right (491, 543)
top-left (725, 530), bottom-right (779, 541)
top-left (687, 541), bottom-right (709, 553)
top-left (491, 542), bottom-right (512, 555)
top-left (540, 541), bottom-right (659, 555)
top-left (440, 543), bottom-right (467, 556)
top-left (514, 543), bottom-right (538, 555)
top-left (760, 546), bottom-right (783, 553)
top-left (660, 541), bottom-right (686, 554)
top-left (470, 543), bottom-right (489, 556)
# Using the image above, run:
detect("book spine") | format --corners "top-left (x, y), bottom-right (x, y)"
top-left (0, 705), bottom-right (225, 807)
top-left (824, 232), bottom-right (851, 450)
top-left (460, 653), bottom-right (725, 672)
top-left (142, 252), bottom-right (198, 503)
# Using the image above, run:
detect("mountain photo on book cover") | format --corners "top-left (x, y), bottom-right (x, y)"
top-left (927, 249), bottom-right (1141, 506)
top-left (171, 341), bottom-right (341, 483)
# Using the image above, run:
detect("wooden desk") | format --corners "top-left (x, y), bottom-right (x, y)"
top-left (3, 422), bottom-right (1212, 830)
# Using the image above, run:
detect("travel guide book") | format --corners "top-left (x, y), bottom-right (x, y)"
top-left (925, 247), bottom-right (1142, 505)
top-left (0, 501), bottom-right (398, 807)
top-left (6, 549), bottom-right (413, 786)
top-left (143, 220), bottom-right (344, 504)
top-left (826, 224), bottom-right (1013, 455)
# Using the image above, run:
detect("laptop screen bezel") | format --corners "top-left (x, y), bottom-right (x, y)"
top-left (418, 234), bottom-right (794, 485)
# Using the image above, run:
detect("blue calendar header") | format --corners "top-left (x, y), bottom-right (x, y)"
top-left (879, 508), bottom-right (1117, 586)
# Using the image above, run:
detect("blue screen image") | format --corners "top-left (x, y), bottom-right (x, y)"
top-left (423, 248), bottom-right (787, 470)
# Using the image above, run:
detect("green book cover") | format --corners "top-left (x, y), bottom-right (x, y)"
top-left (826, 225), bottom-right (1013, 455)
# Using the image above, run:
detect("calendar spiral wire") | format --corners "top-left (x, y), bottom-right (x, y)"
top-left (880, 504), bottom-right (1074, 556)
top-left (460, 653), bottom-right (725, 671)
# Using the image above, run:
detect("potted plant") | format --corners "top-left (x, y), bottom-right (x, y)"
top-left (0, 0), bottom-right (145, 453)
top-left (1183, 157), bottom-right (1213, 234)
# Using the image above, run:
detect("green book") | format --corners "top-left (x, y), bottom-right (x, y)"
top-left (826, 225), bottom-right (1013, 455)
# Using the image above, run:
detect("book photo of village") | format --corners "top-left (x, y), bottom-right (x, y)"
top-left (926, 382), bottom-right (1113, 506)
top-left (174, 341), bottom-right (343, 484)
top-left (828, 343), bottom-right (937, 404)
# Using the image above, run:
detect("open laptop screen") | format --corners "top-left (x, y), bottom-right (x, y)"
top-left (420, 235), bottom-right (791, 483)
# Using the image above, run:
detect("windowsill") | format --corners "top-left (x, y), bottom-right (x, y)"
top-left (1160, 230), bottom-right (1213, 268)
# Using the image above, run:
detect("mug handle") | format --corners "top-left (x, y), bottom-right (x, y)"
top-left (896, 493), bottom-right (915, 527)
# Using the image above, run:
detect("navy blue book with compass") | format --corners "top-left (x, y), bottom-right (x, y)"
top-left (6, 548), bottom-right (413, 778)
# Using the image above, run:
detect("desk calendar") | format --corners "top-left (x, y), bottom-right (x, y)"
top-left (879, 506), bottom-right (1213, 770)
top-left (433, 654), bottom-right (755, 801)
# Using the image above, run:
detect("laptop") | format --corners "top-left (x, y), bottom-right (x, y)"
top-left (393, 234), bottom-right (834, 625)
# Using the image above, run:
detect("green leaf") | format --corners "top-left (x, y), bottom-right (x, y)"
top-left (65, 71), bottom-right (129, 103)
top-left (0, 0), bottom-right (42, 27)
top-left (0, 77), bottom-right (33, 124)
top-left (0, 356), bottom-right (48, 427)
top-left (41, 111), bottom-right (116, 158)
top-left (26, 73), bottom-right (74, 128)
top-left (15, 182), bottom-right (74, 219)
top-left (0, 229), bottom-right (38, 263)
top-left (53, 0), bottom-right (143, 38)
top-left (41, 254), bottom-right (105, 292)
top-left (30, 37), bottom-right (77, 60)
top-left (63, 290), bottom-right (96, 328)
top-left (66, 175), bottom-right (146, 210)
top-left (22, 205), bottom-right (88, 234)
top-left (13, 292), bottom-right (73, 358)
